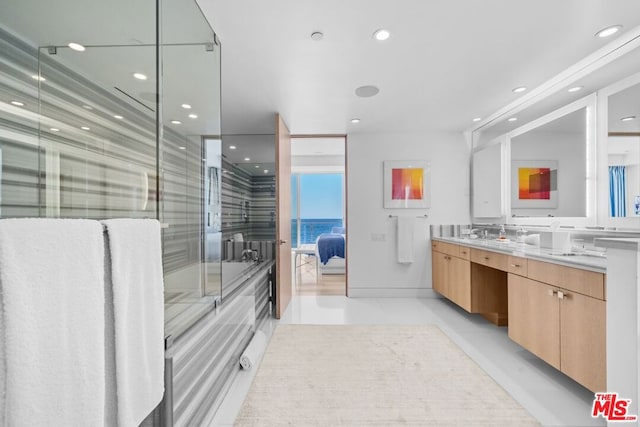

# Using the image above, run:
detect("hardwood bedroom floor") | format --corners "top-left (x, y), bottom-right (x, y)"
top-left (294, 254), bottom-right (345, 296)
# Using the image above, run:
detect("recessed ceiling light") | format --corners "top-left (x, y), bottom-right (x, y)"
top-left (621, 116), bottom-right (636, 122)
top-left (264, 169), bottom-right (269, 174)
top-left (373, 29), bottom-right (390, 41)
top-left (568, 86), bottom-right (583, 93)
top-left (178, 146), bottom-right (186, 150)
top-left (31, 74), bottom-right (45, 81)
top-left (472, 117), bottom-right (482, 122)
top-left (229, 145), bottom-right (237, 150)
top-left (50, 127), bottom-right (60, 132)
top-left (595, 25), bottom-right (622, 38)
top-left (171, 120), bottom-right (181, 124)
top-left (355, 85), bottom-right (380, 98)
top-left (83, 105), bottom-right (93, 110)
top-left (512, 86), bottom-right (527, 93)
top-left (80, 126), bottom-right (90, 130)
top-left (10, 100), bottom-right (24, 106)
top-left (188, 113), bottom-right (198, 119)
top-left (113, 115), bottom-right (123, 120)
top-left (310, 31), bottom-right (324, 41)
top-left (244, 157), bottom-right (251, 161)
top-left (508, 117), bottom-right (518, 122)
top-left (181, 104), bottom-right (191, 109)
top-left (133, 72), bottom-right (147, 80)
top-left (255, 165), bottom-right (260, 168)
top-left (351, 118), bottom-right (361, 123)
top-left (68, 42), bottom-right (85, 52)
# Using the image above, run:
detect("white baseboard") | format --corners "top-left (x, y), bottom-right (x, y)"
top-left (347, 288), bottom-right (442, 298)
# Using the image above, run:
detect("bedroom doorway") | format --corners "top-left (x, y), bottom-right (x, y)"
top-left (290, 136), bottom-right (346, 296)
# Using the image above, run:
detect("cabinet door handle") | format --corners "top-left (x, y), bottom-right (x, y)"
top-left (547, 289), bottom-right (557, 297)
top-left (484, 256), bottom-right (490, 260)
top-left (510, 264), bottom-right (521, 268)
top-left (461, 250), bottom-right (467, 255)
top-left (557, 291), bottom-right (566, 300)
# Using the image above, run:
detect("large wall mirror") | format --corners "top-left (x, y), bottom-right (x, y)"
top-left (509, 102), bottom-right (590, 218)
top-left (471, 31), bottom-right (640, 226)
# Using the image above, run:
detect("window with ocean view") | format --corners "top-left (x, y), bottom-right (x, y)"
top-left (291, 173), bottom-right (344, 247)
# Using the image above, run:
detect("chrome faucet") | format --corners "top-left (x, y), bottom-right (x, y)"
top-left (241, 249), bottom-right (259, 262)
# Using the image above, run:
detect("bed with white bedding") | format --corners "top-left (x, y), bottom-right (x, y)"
top-left (315, 231), bottom-right (345, 275)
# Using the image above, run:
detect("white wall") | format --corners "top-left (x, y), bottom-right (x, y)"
top-left (347, 131), bottom-right (470, 297)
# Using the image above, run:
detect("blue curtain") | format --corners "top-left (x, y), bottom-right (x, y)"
top-left (609, 165), bottom-right (627, 217)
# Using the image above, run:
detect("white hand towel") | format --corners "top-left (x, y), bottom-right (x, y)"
top-left (0, 218), bottom-right (105, 426)
top-left (396, 216), bottom-right (415, 264)
top-left (102, 219), bottom-right (164, 427)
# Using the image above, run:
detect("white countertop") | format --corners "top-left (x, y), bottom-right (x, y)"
top-left (594, 237), bottom-right (640, 251)
top-left (433, 236), bottom-right (606, 273)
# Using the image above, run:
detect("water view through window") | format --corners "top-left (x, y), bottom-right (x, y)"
top-left (291, 173), bottom-right (344, 246)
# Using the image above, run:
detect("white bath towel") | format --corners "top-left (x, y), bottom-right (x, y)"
top-left (396, 216), bottom-right (415, 264)
top-left (240, 330), bottom-right (267, 370)
top-left (102, 219), bottom-right (164, 427)
top-left (0, 218), bottom-right (105, 426)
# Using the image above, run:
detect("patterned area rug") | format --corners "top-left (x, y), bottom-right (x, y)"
top-left (235, 324), bottom-right (540, 426)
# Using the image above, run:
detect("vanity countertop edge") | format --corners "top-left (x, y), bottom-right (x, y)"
top-left (432, 236), bottom-right (606, 273)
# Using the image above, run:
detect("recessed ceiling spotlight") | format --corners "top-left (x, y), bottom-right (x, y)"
top-left (255, 165), bottom-right (260, 168)
top-left (83, 105), bottom-right (93, 110)
top-left (508, 117), bottom-right (518, 122)
top-left (229, 145), bottom-right (237, 150)
top-left (188, 113), bottom-right (198, 119)
top-left (68, 42), bottom-right (86, 52)
top-left (31, 74), bottom-right (45, 81)
top-left (621, 116), bottom-right (636, 122)
top-left (512, 86), bottom-right (527, 93)
top-left (472, 117), bottom-right (482, 122)
top-left (178, 146), bottom-right (186, 150)
top-left (310, 31), bottom-right (324, 41)
top-left (181, 103), bottom-right (191, 109)
top-left (171, 120), bottom-right (182, 124)
top-left (133, 72), bottom-right (147, 80)
top-left (351, 118), bottom-right (361, 123)
top-left (80, 126), bottom-right (90, 130)
top-left (373, 29), bottom-right (390, 41)
top-left (355, 85), bottom-right (380, 98)
top-left (568, 86), bottom-right (583, 93)
top-left (50, 127), bottom-right (60, 132)
top-left (10, 100), bottom-right (25, 106)
top-left (113, 115), bottom-right (124, 120)
top-left (264, 169), bottom-right (269, 174)
top-left (595, 25), bottom-right (622, 38)
top-left (244, 157), bottom-right (251, 161)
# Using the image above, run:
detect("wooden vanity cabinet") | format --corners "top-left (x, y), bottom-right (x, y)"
top-left (431, 242), bottom-right (471, 311)
top-left (508, 266), bottom-right (606, 392)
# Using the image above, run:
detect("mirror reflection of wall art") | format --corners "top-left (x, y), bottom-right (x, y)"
top-left (383, 160), bottom-right (431, 208)
top-left (511, 160), bottom-right (558, 208)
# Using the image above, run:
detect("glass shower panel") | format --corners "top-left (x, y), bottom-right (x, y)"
top-left (37, 44), bottom-right (157, 219)
top-left (160, 0), bottom-right (222, 338)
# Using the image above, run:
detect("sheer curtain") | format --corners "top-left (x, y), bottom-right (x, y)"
top-left (609, 165), bottom-right (627, 217)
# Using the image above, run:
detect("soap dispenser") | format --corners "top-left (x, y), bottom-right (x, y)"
top-left (498, 225), bottom-right (507, 240)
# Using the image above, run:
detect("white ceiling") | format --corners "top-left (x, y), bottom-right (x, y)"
top-left (197, 0), bottom-right (640, 135)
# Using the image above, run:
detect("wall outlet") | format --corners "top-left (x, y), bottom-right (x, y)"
top-left (371, 233), bottom-right (386, 242)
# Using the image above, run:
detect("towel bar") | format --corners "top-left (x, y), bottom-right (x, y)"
top-left (388, 214), bottom-right (428, 219)
top-left (102, 222), bottom-right (169, 231)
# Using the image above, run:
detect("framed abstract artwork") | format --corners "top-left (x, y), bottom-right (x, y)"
top-left (383, 160), bottom-right (431, 208)
top-left (511, 160), bottom-right (558, 208)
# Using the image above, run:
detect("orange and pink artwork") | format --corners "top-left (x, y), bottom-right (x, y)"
top-left (518, 167), bottom-right (551, 200)
top-left (391, 168), bottom-right (424, 200)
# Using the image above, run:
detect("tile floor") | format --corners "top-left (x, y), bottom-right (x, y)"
top-left (209, 296), bottom-right (603, 427)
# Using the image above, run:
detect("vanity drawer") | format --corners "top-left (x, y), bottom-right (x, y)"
top-left (458, 246), bottom-right (471, 260)
top-left (470, 248), bottom-right (508, 271)
top-left (431, 240), bottom-right (459, 257)
top-left (508, 256), bottom-right (528, 276)
top-left (527, 259), bottom-right (605, 300)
